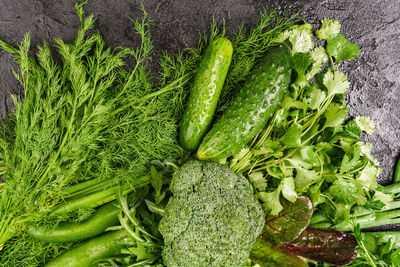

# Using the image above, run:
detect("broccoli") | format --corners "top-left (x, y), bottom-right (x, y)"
top-left (159, 160), bottom-right (264, 267)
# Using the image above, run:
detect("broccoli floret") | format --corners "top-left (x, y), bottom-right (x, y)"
top-left (159, 160), bottom-right (264, 267)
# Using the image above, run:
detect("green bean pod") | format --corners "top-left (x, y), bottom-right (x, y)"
top-left (45, 229), bottom-right (129, 267)
top-left (27, 201), bottom-right (120, 243)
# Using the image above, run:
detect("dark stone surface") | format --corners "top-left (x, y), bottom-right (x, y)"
top-left (0, 0), bottom-right (399, 185)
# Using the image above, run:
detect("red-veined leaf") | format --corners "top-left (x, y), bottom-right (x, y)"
top-left (262, 196), bottom-right (313, 246)
top-left (282, 227), bottom-right (357, 266)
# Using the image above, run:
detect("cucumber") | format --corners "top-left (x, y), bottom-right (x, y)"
top-left (180, 37), bottom-right (233, 150)
top-left (197, 44), bottom-right (291, 160)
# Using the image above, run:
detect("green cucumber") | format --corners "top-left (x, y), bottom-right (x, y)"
top-left (27, 201), bottom-right (120, 243)
top-left (180, 37), bottom-right (233, 150)
top-left (197, 44), bottom-right (291, 160)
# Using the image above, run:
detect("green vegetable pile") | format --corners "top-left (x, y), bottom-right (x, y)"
top-left (1, 1), bottom-right (400, 266)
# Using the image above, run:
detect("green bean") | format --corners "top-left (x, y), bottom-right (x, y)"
top-left (45, 229), bottom-right (129, 267)
top-left (27, 201), bottom-right (120, 243)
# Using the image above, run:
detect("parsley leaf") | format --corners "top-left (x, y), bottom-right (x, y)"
top-left (326, 34), bottom-right (360, 63)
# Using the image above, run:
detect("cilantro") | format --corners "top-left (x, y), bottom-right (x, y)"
top-left (294, 166), bottom-right (320, 192)
top-left (323, 69), bottom-right (350, 96)
top-left (357, 162), bottom-right (381, 191)
top-left (316, 18), bottom-right (341, 40)
top-left (355, 115), bottom-right (376, 135)
top-left (259, 176), bottom-right (297, 215)
top-left (287, 24), bottom-right (314, 54)
top-left (344, 120), bottom-right (361, 139)
top-left (326, 34), bottom-right (360, 63)
top-left (259, 190), bottom-right (283, 216)
top-left (310, 46), bottom-right (329, 65)
top-left (280, 123), bottom-right (302, 147)
top-left (248, 172), bottom-right (267, 191)
top-left (328, 178), bottom-right (358, 204)
top-left (373, 191), bottom-right (393, 206)
top-left (281, 176), bottom-right (297, 202)
top-left (300, 146), bottom-right (319, 165)
top-left (323, 103), bottom-right (348, 128)
top-left (304, 86), bottom-right (326, 110)
top-left (340, 145), bottom-right (361, 173)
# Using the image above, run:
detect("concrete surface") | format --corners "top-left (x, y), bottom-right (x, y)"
top-left (0, 0), bottom-right (399, 186)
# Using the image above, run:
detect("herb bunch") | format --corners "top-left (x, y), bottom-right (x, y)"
top-left (0, 1), bottom-right (194, 250)
top-left (227, 19), bottom-right (400, 266)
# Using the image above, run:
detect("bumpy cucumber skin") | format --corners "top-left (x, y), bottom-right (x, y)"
top-left (45, 229), bottom-right (128, 267)
top-left (180, 37), bottom-right (233, 151)
top-left (197, 45), bottom-right (291, 160)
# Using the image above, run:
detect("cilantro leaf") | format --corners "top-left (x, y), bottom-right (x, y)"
top-left (326, 34), bottom-right (360, 63)
top-left (259, 176), bottom-right (298, 215)
top-left (291, 52), bottom-right (312, 89)
top-left (304, 86), bottom-right (326, 110)
top-left (373, 191), bottom-right (393, 206)
top-left (280, 123), bottom-right (302, 147)
top-left (294, 166), bottom-right (320, 192)
top-left (288, 24), bottom-right (314, 54)
top-left (310, 46), bottom-right (329, 65)
top-left (355, 115), bottom-right (376, 135)
top-left (323, 69), bottom-right (350, 96)
top-left (344, 120), bottom-right (361, 139)
top-left (300, 146), bottom-right (319, 165)
top-left (282, 176), bottom-right (297, 202)
top-left (248, 172), bottom-right (267, 191)
top-left (357, 162), bottom-right (381, 191)
top-left (323, 103), bottom-right (348, 128)
top-left (316, 18), bottom-right (341, 40)
top-left (340, 145), bottom-right (361, 173)
top-left (259, 190), bottom-right (283, 216)
top-left (328, 178), bottom-right (358, 204)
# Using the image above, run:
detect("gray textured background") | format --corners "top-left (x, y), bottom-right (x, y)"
top-left (0, 0), bottom-right (399, 185)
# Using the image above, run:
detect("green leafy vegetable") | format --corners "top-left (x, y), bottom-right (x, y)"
top-left (282, 227), bottom-right (358, 266)
top-left (326, 33), bottom-right (360, 63)
top-left (316, 18), bottom-right (341, 40)
top-left (262, 196), bottom-right (313, 246)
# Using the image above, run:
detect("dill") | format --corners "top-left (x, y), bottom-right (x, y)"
top-left (0, 2), bottom-right (194, 250)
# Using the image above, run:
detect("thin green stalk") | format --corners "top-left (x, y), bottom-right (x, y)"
top-left (111, 73), bottom-right (190, 116)
top-left (48, 178), bottom-right (149, 217)
top-left (312, 209), bottom-right (400, 231)
top-left (252, 128), bottom-right (323, 172)
top-left (382, 183), bottom-right (400, 195)
top-left (63, 180), bottom-right (117, 199)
